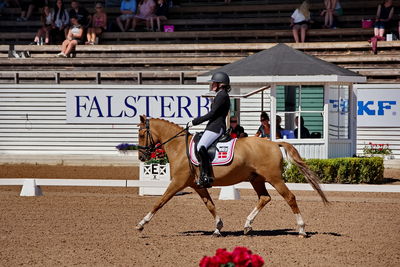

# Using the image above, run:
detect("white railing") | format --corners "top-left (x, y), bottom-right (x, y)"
top-left (1, 179), bottom-right (399, 200)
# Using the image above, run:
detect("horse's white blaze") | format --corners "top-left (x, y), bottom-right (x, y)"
top-left (295, 213), bottom-right (306, 235)
top-left (244, 207), bottom-right (260, 229)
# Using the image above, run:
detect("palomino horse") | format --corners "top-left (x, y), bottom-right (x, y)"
top-left (136, 115), bottom-right (328, 236)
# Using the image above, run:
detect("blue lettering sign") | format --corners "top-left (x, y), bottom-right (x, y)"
top-left (88, 96), bottom-right (104, 117)
top-left (75, 95), bottom-right (90, 117)
top-left (197, 96), bottom-right (210, 117)
top-left (160, 96), bottom-right (175, 118)
top-left (357, 101), bottom-right (375, 115)
top-left (377, 101), bottom-right (396, 115)
top-left (106, 96), bottom-right (123, 118)
top-left (137, 96), bottom-right (158, 117)
top-left (177, 96), bottom-right (192, 118)
top-left (124, 96), bottom-right (137, 118)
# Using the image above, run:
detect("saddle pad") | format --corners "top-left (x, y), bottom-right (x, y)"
top-left (189, 136), bottom-right (237, 166)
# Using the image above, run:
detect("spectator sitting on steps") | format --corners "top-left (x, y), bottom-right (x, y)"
top-left (116, 0), bottom-right (137, 32)
top-left (56, 16), bottom-right (83, 58)
top-left (130, 0), bottom-right (155, 32)
top-left (86, 2), bottom-right (107, 45)
top-left (290, 1), bottom-right (312, 43)
top-left (32, 5), bottom-right (53, 44)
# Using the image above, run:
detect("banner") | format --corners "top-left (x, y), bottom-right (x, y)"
top-left (66, 89), bottom-right (211, 124)
top-left (357, 89), bottom-right (400, 127)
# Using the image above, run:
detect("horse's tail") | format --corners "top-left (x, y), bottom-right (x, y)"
top-left (277, 142), bottom-right (329, 205)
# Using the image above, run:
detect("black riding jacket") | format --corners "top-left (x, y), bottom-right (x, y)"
top-left (192, 89), bottom-right (230, 133)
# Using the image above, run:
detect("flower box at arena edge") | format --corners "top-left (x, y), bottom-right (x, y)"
top-left (139, 162), bottom-right (170, 196)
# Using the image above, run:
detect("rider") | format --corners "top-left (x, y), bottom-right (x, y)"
top-left (187, 71), bottom-right (231, 188)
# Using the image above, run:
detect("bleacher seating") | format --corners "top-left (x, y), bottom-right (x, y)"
top-left (0, 0), bottom-right (399, 84)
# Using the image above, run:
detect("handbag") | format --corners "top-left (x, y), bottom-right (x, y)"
top-left (362, 19), bottom-right (374, 28)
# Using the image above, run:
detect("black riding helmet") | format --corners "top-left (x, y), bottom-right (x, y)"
top-left (209, 71), bottom-right (230, 85)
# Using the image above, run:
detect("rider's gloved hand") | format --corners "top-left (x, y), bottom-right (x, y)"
top-left (186, 121), bottom-right (194, 128)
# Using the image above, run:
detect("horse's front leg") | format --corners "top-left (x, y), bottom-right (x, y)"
top-left (194, 187), bottom-right (223, 237)
top-left (136, 180), bottom-right (187, 231)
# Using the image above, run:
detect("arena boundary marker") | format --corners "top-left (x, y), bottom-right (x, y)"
top-left (0, 179), bottom-right (399, 198)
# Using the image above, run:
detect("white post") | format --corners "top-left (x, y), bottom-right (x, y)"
top-left (20, 179), bottom-right (43, 196)
top-left (219, 185), bottom-right (240, 200)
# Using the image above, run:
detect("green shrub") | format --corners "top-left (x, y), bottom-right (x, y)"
top-left (283, 157), bottom-right (384, 184)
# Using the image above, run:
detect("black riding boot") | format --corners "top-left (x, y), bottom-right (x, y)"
top-left (196, 146), bottom-right (214, 188)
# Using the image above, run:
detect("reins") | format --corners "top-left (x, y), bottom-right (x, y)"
top-left (140, 118), bottom-right (188, 153)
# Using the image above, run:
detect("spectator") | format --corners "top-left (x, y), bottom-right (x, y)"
top-left (131, 0), bottom-right (155, 31)
top-left (51, 0), bottom-right (69, 42)
top-left (16, 0), bottom-right (48, 21)
top-left (255, 111), bottom-right (271, 138)
top-left (374, 0), bottom-right (394, 38)
top-left (86, 2), bottom-right (107, 44)
top-left (290, 1), bottom-right (311, 43)
top-left (68, 0), bottom-right (91, 29)
top-left (149, 0), bottom-right (168, 32)
top-left (276, 115), bottom-right (283, 139)
top-left (56, 16), bottom-right (83, 58)
top-left (228, 116), bottom-right (247, 139)
top-left (294, 116), bottom-right (310, 138)
top-left (32, 5), bottom-right (52, 44)
top-left (321, 0), bottom-right (343, 29)
top-left (116, 0), bottom-right (137, 32)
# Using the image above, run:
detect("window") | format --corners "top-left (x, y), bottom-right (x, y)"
top-left (328, 85), bottom-right (350, 139)
top-left (276, 85), bottom-right (324, 139)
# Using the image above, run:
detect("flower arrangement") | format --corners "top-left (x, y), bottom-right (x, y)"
top-left (115, 143), bottom-right (168, 165)
top-left (145, 146), bottom-right (169, 165)
top-left (363, 142), bottom-right (392, 156)
top-left (199, 247), bottom-right (264, 267)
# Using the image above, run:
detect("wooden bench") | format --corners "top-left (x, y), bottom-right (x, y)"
top-left (2, 40), bottom-right (400, 83)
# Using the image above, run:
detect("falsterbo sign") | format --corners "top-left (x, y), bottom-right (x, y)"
top-left (66, 88), bottom-right (211, 124)
top-left (357, 88), bottom-right (400, 127)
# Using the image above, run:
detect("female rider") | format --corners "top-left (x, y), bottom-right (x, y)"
top-left (187, 72), bottom-right (231, 188)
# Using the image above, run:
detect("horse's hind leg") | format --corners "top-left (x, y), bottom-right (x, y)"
top-left (194, 188), bottom-right (223, 237)
top-left (269, 178), bottom-right (306, 237)
top-left (244, 177), bottom-right (271, 235)
top-left (136, 180), bottom-right (187, 231)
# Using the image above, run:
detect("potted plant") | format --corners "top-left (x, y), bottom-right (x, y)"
top-left (362, 142), bottom-right (393, 160)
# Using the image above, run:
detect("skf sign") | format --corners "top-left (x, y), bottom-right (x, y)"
top-left (357, 101), bottom-right (396, 115)
top-left (357, 89), bottom-right (399, 127)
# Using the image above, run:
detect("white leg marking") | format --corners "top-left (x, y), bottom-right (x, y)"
top-left (213, 216), bottom-right (223, 237)
top-left (244, 207), bottom-right (259, 229)
top-left (244, 207), bottom-right (260, 235)
top-left (295, 213), bottom-right (306, 236)
top-left (136, 212), bottom-right (154, 230)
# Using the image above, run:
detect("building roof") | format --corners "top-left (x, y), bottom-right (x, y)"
top-left (197, 43), bottom-right (366, 83)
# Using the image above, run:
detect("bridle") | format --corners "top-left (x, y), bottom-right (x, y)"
top-left (138, 118), bottom-right (189, 160)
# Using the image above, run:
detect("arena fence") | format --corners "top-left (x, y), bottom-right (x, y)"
top-left (0, 179), bottom-right (399, 200)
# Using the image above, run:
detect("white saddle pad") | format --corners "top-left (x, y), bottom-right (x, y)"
top-left (189, 136), bottom-right (237, 166)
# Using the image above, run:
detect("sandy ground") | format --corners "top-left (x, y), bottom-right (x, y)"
top-left (0, 164), bottom-right (400, 266)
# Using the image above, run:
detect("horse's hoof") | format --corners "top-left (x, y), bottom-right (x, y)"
top-left (212, 230), bottom-right (222, 237)
top-left (135, 224), bottom-right (144, 231)
top-left (244, 227), bottom-right (252, 235)
top-left (298, 232), bottom-right (308, 238)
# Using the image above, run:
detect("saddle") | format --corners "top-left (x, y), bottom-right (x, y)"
top-left (189, 131), bottom-right (237, 166)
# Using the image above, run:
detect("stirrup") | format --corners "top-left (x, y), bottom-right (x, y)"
top-left (196, 176), bottom-right (214, 188)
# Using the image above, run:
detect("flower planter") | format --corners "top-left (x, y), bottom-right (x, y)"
top-left (139, 162), bottom-right (170, 196)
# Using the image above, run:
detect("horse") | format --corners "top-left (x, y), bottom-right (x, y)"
top-left (135, 115), bottom-right (329, 237)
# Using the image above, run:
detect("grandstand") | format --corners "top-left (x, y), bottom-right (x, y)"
top-left (0, 0), bottom-right (399, 83)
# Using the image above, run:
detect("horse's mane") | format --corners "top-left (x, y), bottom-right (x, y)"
top-left (150, 118), bottom-right (186, 132)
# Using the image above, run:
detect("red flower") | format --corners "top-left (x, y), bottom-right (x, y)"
top-left (150, 152), bottom-right (156, 158)
top-left (232, 247), bottom-right (252, 266)
top-left (199, 256), bottom-right (219, 267)
top-left (214, 248), bottom-right (232, 265)
top-left (251, 254), bottom-right (265, 267)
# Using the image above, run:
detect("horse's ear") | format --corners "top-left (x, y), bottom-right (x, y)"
top-left (139, 115), bottom-right (146, 123)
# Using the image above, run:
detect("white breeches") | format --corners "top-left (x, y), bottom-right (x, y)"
top-left (197, 129), bottom-right (223, 151)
